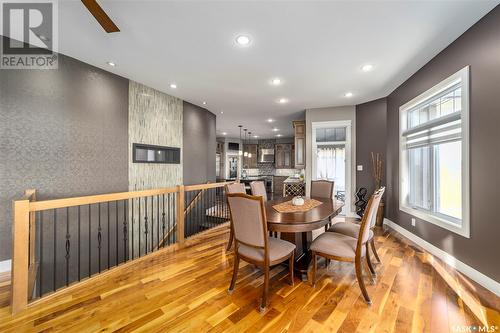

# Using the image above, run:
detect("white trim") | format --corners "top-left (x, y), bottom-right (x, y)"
top-left (383, 218), bottom-right (500, 297)
top-left (311, 120), bottom-right (353, 214)
top-left (399, 66), bottom-right (470, 238)
top-left (0, 259), bottom-right (11, 273)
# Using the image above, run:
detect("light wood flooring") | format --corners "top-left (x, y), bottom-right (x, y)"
top-left (0, 223), bottom-right (499, 332)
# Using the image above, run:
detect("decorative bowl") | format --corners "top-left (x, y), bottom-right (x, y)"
top-left (292, 196), bottom-right (305, 206)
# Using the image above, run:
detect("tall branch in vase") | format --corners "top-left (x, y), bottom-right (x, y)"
top-left (371, 152), bottom-right (383, 190)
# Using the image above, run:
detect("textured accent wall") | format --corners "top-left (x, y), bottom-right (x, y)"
top-left (128, 81), bottom-right (183, 190)
top-left (0, 44), bottom-right (129, 261)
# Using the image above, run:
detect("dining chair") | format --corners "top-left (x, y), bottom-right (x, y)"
top-left (250, 181), bottom-right (268, 202)
top-left (310, 189), bottom-right (384, 304)
top-left (225, 183), bottom-right (246, 251)
top-left (327, 187), bottom-right (386, 266)
top-left (310, 180), bottom-right (335, 231)
top-left (226, 193), bottom-right (295, 312)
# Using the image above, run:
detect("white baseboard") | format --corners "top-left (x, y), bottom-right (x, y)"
top-left (0, 259), bottom-right (11, 273)
top-left (383, 218), bottom-right (500, 297)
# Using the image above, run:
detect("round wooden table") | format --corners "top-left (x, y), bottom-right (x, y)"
top-left (265, 196), bottom-right (344, 280)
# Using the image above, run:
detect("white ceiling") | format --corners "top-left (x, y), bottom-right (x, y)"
top-left (54, 0), bottom-right (498, 138)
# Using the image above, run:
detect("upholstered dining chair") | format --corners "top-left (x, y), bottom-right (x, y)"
top-left (310, 180), bottom-right (335, 231)
top-left (225, 183), bottom-right (246, 251)
top-left (226, 193), bottom-right (295, 312)
top-left (250, 181), bottom-right (268, 202)
top-left (327, 187), bottom-right (386, 267)
top-left (310, 189), bottom-right (384, 304)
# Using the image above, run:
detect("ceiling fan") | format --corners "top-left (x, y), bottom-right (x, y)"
top-left (81, 0), bottom-right (120, 33)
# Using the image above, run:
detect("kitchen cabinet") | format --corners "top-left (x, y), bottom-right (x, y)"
top-left (242, 144), bottom-right (258, 168)
top-left (293, 120), bottom-right (306, 169)
top-left (275, 144), bottom-right (294, 169)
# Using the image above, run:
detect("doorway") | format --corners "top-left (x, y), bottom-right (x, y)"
top-left (312, 121), bottom-right (352, 215)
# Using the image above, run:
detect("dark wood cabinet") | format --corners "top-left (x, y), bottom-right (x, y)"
top-left (293, 121), bottom-right (306, 169)
top-left (273, 176), bottom-right (288, 197)
top-left (275, 144), bottom-right (294, 169)
top-left (242, 144), bottom-right (258, 168)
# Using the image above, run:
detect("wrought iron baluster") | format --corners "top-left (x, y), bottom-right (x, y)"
top-left (65, 207), bottom-right (70, 286)
top-left (88, 204), bottom-right (91, 277)
top-left (144, 196), bottom-right (148, 255)
top-left (132, 198), bottom-right (135, 260)
top-left (162, 194), bottom-right (166, 248)
top-left (39, 211), bottom-right (43, 297)
top-left (53, 209), bottom-right (56, 291)
top-left (98, 203), bottom-right (102, 273)
top-left (107, 202), bottom-right (110, 269)
top-left (138, 197), bottom-right (141, 257)
top-left (123, 200), bottom-right (127, 262)
top-left (151, 196), bottom-right (154, 253)
top-left (78, 205), bottom-right (81, 281)
top-left (115, 200), bottom-right (118, 266)
top-left (157, 195), bottom-right (160, 250)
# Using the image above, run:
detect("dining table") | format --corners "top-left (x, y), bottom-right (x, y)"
top-left (265, 196), bottom-right (344, 281)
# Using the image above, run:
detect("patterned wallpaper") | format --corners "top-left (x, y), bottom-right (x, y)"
top-left (128, 81), bottom-right (183, 190)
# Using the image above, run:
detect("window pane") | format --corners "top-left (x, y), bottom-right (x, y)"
top-left (408, 146), bottom-right (431, 210)
top-left (435, 141), bottom-right (462, 221)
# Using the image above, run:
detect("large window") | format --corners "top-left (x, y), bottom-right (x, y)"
top-left (399, 66), bottom-right (469, 237)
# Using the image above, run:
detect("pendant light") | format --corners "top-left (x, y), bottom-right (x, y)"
top-left (238, 125), bottom-right (243, 156)
top-left (243, 129), bottom-right (248, 157)
top-left (247, 132), bottom-right (252, 158)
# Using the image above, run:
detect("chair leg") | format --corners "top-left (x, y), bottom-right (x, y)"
top-left (228, 254), bottom-right (240, 293)
top-left (311, 252), bottom-right (317, 287)
top-left (355, 256), bottom-right (371, 305)
top-left (226, 227), bottom-right (234, 251)
top-left (289, 252), bottom-right (295, 286)
top-left (260, 266), bottom-right (270, 312)
top-left (365, 243), bottom-right (376, 277)
top-left (370, 238), bottom-right (381, 263)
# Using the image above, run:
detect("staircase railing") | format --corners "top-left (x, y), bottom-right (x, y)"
top-left (10, 181), bottom-right (234, 314)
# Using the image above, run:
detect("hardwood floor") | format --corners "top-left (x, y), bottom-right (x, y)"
top-left (0, 223), bottom-right (498, 332)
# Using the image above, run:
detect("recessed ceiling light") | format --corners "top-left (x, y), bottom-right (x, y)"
top-left (222, 132), bottom-right (227, 136)
top-left (202, 101), bottom-right (207, 105)
top-left (361, 64), bottom-right (374, 72)
top-left (278, 98), bottom-right (288, 104)
top-left (344, 92), bottom-right (353, 98)
top-left (107, 61), bottom-right (116, 67)
top-left (276, 134), bottom-right (283, 137)
top-left (220, 111), bottom-right (224, 114)
top-left (235, 34), bottom-right (251, 46)
top-left (267, 118), bottom-right (274, 123)
top-left (253, 135), bottom-right (259, 138)
top-left (170, 83), bottom-right (177, 89)
top-left (272, 128), bottom-right (279, 132)
top-left (271, 78), bottom-right (281, 85)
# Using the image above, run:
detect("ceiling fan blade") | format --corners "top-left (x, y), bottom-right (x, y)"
top-left (81, 0), bottom-right (120, 33)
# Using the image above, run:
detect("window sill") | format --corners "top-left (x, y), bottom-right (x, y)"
top-left (399, 205), bottom-right (470, 238)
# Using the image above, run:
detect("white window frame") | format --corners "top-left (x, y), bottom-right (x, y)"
top-left (399, 66), bottom-right (470, 238)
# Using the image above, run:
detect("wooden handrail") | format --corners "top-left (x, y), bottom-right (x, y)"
top-left (11, 181), bottom-right (235, 313)
top-left (29, 187), bottom-right (178, 212)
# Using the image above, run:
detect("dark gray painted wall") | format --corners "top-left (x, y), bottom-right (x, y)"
top-left (385, 6), bottom-right (500, 282)
top-left (355, 98), bottom-right (387, 196)
top-left (0, 37), bottom-right (129, 262)
top-left (182, 101), bottom-right (216, 185)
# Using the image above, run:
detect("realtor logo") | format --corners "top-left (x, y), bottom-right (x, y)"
top-left (1, 0), bottom-right (58, 69)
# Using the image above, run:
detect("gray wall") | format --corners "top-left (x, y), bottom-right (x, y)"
top-left (0, 43), bottom-right (129, 261)
top-left (182, 101), bottom-right (216, 185)
top-left (355, 98), bottom-right (387, 196)
top-left (385, 6), bottom-right (500, 281)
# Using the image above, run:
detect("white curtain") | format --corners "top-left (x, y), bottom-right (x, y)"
top-left (316, 146), bottom-right (345, 190)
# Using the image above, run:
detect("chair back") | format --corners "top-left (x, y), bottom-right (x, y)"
top-left (227, 193), bottom-right (267, 249)
top-left (226, 182), bottom-right (246, 194)
top-left (368, 187), bottom-right (385, 229)
top-left (357, 189), bottom-right (384, 245)
top-left (250, 181), bottom-right (267, 202)
top-left (310, 180), bottom-right (334, 198)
